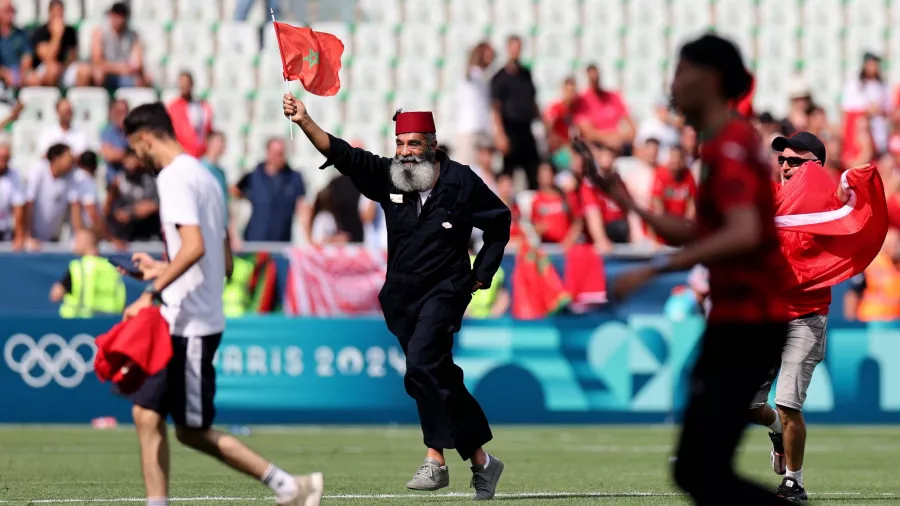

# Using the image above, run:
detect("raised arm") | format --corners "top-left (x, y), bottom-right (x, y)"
top-left (284, 93), bottom-right (390, 202)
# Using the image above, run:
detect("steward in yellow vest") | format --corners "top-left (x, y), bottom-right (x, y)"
top-left (223, 255), bottom-right (255, 317)
top-left (466, 254), bottom-right (510, 319)
top-left (50, 230), bottom-right (126, 318)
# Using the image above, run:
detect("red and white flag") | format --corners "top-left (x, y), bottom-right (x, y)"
top-left (284, 246), bottom-right (387, 316)
top-left (774, 162), bottom-right (888, 292)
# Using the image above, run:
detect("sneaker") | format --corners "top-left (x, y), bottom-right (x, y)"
top-left (470, 454), bottom-right (504, 500)
top-left (406, 458), bottom-right (449, 491)
top-left (769, 432), bottom-right (786, 475)
top-left (775, 477), bottom-right (808, 502)
top-left (276, 473), bottom-right (324, 506)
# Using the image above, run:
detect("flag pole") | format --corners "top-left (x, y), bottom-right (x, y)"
top-left (271, 8), bottom-right (293, 139)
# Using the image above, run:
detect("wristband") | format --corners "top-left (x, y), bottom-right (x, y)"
top-left (143, 283), bottom-right (162, 303)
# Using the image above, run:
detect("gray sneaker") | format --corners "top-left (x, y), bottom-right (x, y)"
top-left (470, 454), bottom-right (504, 500)
top-left (406, 458), bottom-right (450, 491)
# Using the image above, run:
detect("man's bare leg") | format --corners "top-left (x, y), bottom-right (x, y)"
top-left (133, 405), bottom-right (170, 505)
top-left (779, 405), bottom-right (807, 485)
top-left (748, 404), bottom-right (786, 475)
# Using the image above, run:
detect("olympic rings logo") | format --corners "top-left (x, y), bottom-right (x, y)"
top-left (3, 334), bottom-right (97, 388)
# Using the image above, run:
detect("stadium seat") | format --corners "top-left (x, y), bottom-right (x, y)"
top-left (800, 27), bottom-right (842, 68)
top-left (845, 28), bottom-right (888, 69)
top-left (391, 91), bottom-right (436, 117)
top-left (493, 0), bottom-right (537, 35)
top-left (434, 92), bottom-right (455, 135)
top-left (712, 0), bottom-right (757, 60)
top-left (315, 0), bottom-right (355, 23)
top-left (170, 22), bottom-right (216, 61)
top-left (753, 62), bottom-right (794, 117)
top-left (114, 87), bottom-right (158, 110)
top-left (447, 0), bottom-right (492, 32)
top-left (803, 0), bottom-right (845, 32)
top-left (758, 0), bottom-right (800, 32)
top-left (621, 60), bottom-right (666, 118)
top-left (38, 0), bottom-right (81, 24)
top-left (359, 0), bottom-right (403, 25)
top-left (800, 60), bottom-right (843, 108)
top-left (403, 0), bottom-right (448, 25)
top-left (77, 20), bottom-right (98, 61)
top-left (217, 22), bottom-right (262, 58)
top-left (130, 0), bottom-right (175, 23)
top-left (627, 0), bottom-right (668, 31)
top-left (348, 57), bottom-right (395, 94)
top-left (222, 0), bottom-right (267, 25)
top-left (213, 55), bottom-right (257, 93)
top-left (532, 59), bottom-right (577, 96)
top-left (537, 0), bottom-right (582, 30)
top-left (207, 90), bottom-right (251, 132)
top-left (165, 55), bottom-right (211, 92)
top-left (246, 123), bottom-right (293, 164)
top-left (14, 0), bottom-right (37, 25)
top-left (624, 26), bottom-right (667, 63)
top-left (263, 18), bottom-right (292, 49)
top-left (258, 53), bottom-right (287, 90)
top-left (344, 90), bottom-right (392, 131)
top-left (18, 87), bottom-right (61, 123)
top-left (253, 88), bottom-right (295, 126)
top-left (398, 24), bottom-right (444, 61)
top-left (353, 23), bottom-right (399, 65)
top-left (443, 25), bottom-right (491, 63)
top-left (177, 0), bottom-right (222, 23)
top-left (159, 88), bottom-right (180, 106)
top-left (82, 0), bottom-right (109, 21)
top-left (534, 27), bottom-right (579, 65)
top-left (12, 120), bottom-right (45, 171)
top-left (74, 120), bottom-right (101, 151)
top-left (302, 94), bottom-right (344, 133)
top-left (66, 87), bottom-right (110, 129)
top-left (757, 27), bottom-right (798, 67)
top-left (131, 21), bottom-right (169, 85)
top-left (439, 56), bottom-right (467, 93)
top-left (670, 0), bottom-right (713, 48)
top-left (395, 58), bottom-right (440, 95)
top-left (583, 0), bottom-right (625, 35)
top-left (580, 29), bottom-right (623, 80)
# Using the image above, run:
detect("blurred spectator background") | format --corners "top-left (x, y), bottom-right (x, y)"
top-left (0, 0), bottom-right (897, 261)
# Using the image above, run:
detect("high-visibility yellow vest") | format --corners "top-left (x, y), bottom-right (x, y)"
top-left (468, 255), bottom-right (504, 319)
top-left (859, 251), bottom-right (900, 322)
top-left (223, 256), bottom-right (254, 318)
top-left (60, 255), bottom-right (126, 318)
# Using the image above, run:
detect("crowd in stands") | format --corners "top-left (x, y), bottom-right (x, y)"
top-left (0, 0), bottom-right (898, 255)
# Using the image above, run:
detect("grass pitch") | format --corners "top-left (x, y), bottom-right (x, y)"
top-left (1, 425), bottom-right (898, 505)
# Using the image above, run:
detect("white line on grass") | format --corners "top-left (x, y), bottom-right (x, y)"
top-left (2, 491), bottom-right (899, 504)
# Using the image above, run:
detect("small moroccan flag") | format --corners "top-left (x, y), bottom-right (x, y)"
top-left (273, 22), bottom-right (344, 97)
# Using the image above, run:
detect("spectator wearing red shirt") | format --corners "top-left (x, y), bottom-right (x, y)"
top-left (166, 71), bottom-right (213, 158)
top-left (572, 64), bottom-right (635, 153)
top-left (606, 34), bottom-right (793, 506)
top-left (531, 161), bottom-right (581, 245)
top-left (580, 143), bottom-right (635, 250)
top-left (496, 174), bottom-right (525, 245)
top-left (544, 77), bottom-right (578, 153)
top-left (651, 146), bottom-right (697, 219)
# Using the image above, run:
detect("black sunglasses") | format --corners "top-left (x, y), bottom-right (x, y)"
top-left (778, 156), bottom-right (818, 168)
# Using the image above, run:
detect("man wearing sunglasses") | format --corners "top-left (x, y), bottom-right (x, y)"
top-left (749, 131), bottom-right (846, 502)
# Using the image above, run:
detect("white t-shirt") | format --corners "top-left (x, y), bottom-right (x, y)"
top-left (156, 154), bottom-right (226, 337)
top-left (417, 189), bottom-right (432, 216)
top-left (0, 169), bottom-right (24, 232)
top-left (25, 161), bottom-right (83, 241)
top-left (36, 123), bottom-right (90, 158)
top-left (454, 67), bottom-right (492, 135)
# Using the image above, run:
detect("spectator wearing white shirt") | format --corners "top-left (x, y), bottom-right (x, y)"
top-left (37, 98), bottom-right (90, 158)
top-left (0, 141), bottom-right (24, 247)
top-left (635, 97), bottom-right (680, 163)
top-left (842, 52), bottom-right (891, 154)
top-left (453, 42), bottom-right (495, 166)
top-left (22, 144), bottom-right (84, 249)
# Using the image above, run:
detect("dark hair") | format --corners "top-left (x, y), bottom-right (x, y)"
top-left (806, 104), bottom-right (824, 116)
top-left (678, 34), bottom-right (752, 100)
top-left (179, 71), bottom-right (194, 83)
top-left (46, 143), bottom-right (70, 162)
top-left (644, 138), bottom-right (661, 147)
top-left (124, 147), bottom-right (137, 157)
top-left (209, 130), bottom-right (225, 141)
top-left (49, 0), bottom-right (63, 9)
top-left (586, 63), bottom-right (598, 72)
top-left (123, 102), bottom-right (175, 138)
top-left (507, 34), bottom-right (522, 44)
top-left (78, 150), bottom-right (98, 171)
top-left (563, 76), bottom-right (576, 86)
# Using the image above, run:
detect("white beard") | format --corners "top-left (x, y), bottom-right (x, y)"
top-left (389, 157), bottom-right (436, 193)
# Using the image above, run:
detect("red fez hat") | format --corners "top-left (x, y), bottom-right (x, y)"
top-left (394, 109), bottom-right (436, 135)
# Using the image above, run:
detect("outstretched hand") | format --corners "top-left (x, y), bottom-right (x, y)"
top-left (282, 93), bottom-right (307, 123)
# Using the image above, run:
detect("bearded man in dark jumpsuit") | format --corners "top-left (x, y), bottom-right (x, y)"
top-left (284, 94), bottom-right (510, 501)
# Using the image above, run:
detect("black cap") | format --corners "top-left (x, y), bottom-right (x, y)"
top-left (109, 2), bottom-right (130, 17)
top-left (771, 131), bottom-right (826, 164)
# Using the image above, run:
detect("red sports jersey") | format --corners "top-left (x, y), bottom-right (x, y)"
top-left (697, 118), bottom-right (789, 324)
top-left (579, 180), bottom-right (626, 224)
top-left (531, 190), bottom-right (576, 243)
top-left (651, 168), bottom-right (697, 217)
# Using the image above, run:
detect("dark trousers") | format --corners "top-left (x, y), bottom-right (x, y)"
top-left (395, 289), bottom-right (493, 460)
top-left (674, 321), bottom-right (792, 506)
top-left (502, 123), bottom-right (540, 190)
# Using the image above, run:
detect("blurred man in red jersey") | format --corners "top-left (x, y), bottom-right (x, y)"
top-left (603, 34), bottom-right (793, 506)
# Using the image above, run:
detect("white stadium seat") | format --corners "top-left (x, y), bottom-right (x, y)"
top-left (627, 0), bottom-right (669, 31)
top-left (757, 27), bottom-right (798, 67)
top-left (758, 0), bottom-right (800, 32)
top-left (804, 0), bottom-right (845, 31)
top-left (14, 0), bottom-right (37, 25)
top-left (392, 91), bottom-right (436, 117)
top-left (353, 24), bottom-right (398, 65)
top-left (12, 120), bottom-right (45, 169)
top-left (177, 0), bottom-right (221, 23)
top-left (82, 0), bottom-right (109, 21)
top-left (77, 20), bottom-right (98, 61)
top-left (534, 27), bottom-right (579, 65)
top-left (403, 0), bottom-right (448, 25)
top-left (398, 24), bottom-right (444, 61)
top-left (159, 88), bottom-right (180, 106)
top-left (439, 56), bottom-right (466, 94)
top-left (165, 55), bottom-right (211, 92)
top-left (845, 28), bottom-right (887, 69)
top-left (395, 58), bottom-right (440, 95)
top-left (624, 26), bottom-right (667, 63)
top-left (359, 0), bottom-right (403, 25)
top-left (344, 90), bottom-right (392, 130)
top-left (213, 55), bottom-right (257, 93)
top-left (302, 94), bottom-right (344, 133)
top-left (580, 28), bottom-right (622, 81)
top-left (584, 0), bottom-right (625, 36)
top-left (670, 0), bottom-right (713, 48)
top-left (217, 126), bottom-right (248, 183)
top-left (66, 87), bottom-right (109, 129)
top-left (349, 57), bottom-right (395, 93)
top-left (130, 0), bottom-right (175, 23)
top-left (621, 61), bottom-right (666, 118)
top-left (253, 88), bottom-right (295, 126)
top-left (114, 87), bottom-right (158, 110)
top-left (217, 22), bottom-right (262, 58)
top-left (537, 0), bottom-right (582, 30)
top-left (207, 90), bottom-right (252, 132)
top-left (132, 21), bottom-right (169, 85)
top-left (532, 59), bottom-right (577, 97)
top-left (170, 22), bottom-right (216, 61)
top-left (713, 0), bottom-right (757, 60)
top-left (18, 87), bottom-right (61, 123)
top-left (258, 52), bottom-right (290, 90)
top-left (493, 0), bottom-right (537, 35)
top-left (443, 26), bottom-right (491, 63)
top-left (753, 62), bottom-right (794, 117)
